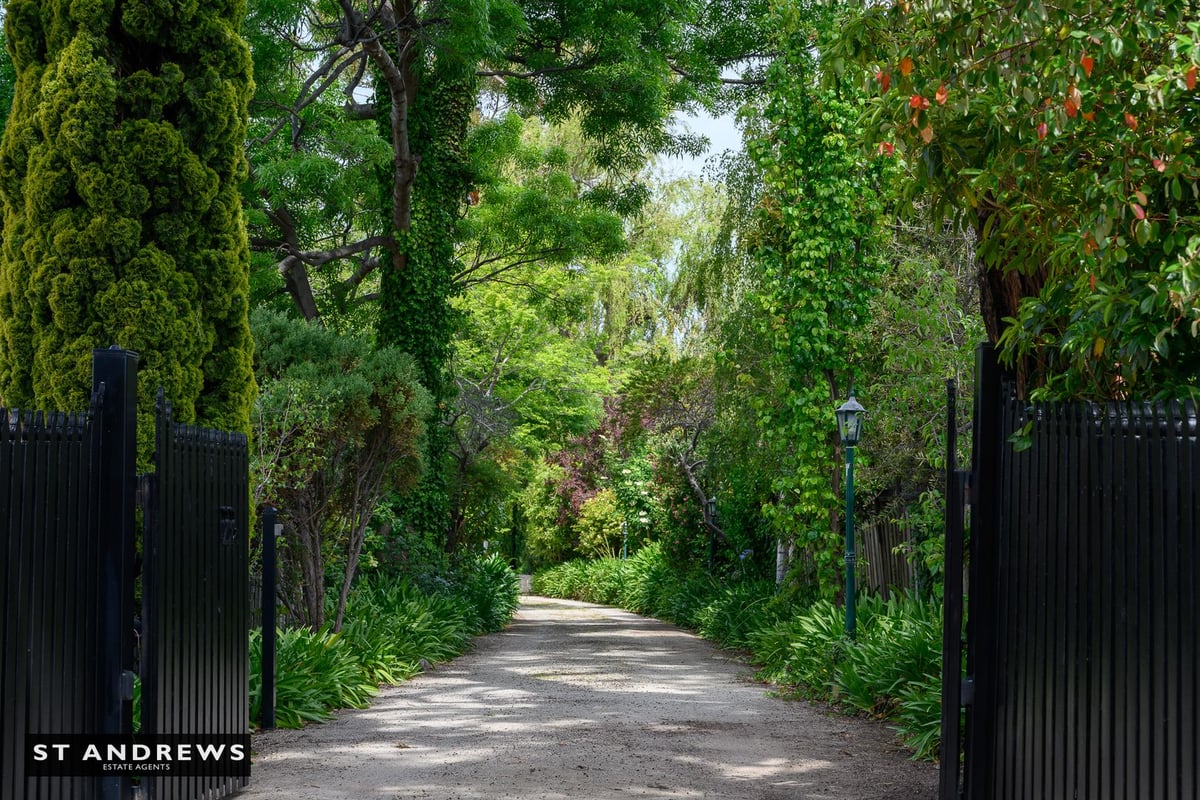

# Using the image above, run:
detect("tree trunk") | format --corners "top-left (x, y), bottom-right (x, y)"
top-left (299, 521), bottom-right (325, 631)
top-left (775, 538), bottom-right (789, 588)
top-left (975, 207), bottom-right (1049, 397)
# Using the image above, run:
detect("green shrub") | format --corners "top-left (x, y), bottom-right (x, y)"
top-left (575, 489), bottom-right (623, 559)
top-left (531, 558), bottom-right (591, 599)
top-left (248, 626), bottom-right (377, 729)
top-left (617, 541), bottom-right (676, 614)
top-left (343, 575), bottom-right (472, 667)
top-left (449, 552), bottom-right (522, 633)
top-left (750, 600), bottom-right (849, 695)
top-left (576, 557), bottom-right (628, 606)
top-left (895, 673), bottom-right (944, 761)
top-left (250, 555), bottom-right (521, 729)
top-left (833, 595), bottom-right (942, 717)
top-left (694, 580), bottom-right (782, 650)
top-left (656, 574), bottom-right (714, 628)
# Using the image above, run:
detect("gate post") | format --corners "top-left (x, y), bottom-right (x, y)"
top-left (261, 506), bottom-right (279, 730)
top-left (92, 347), bottom-right (138, 800)
top-left (940, 378), bottom-right (965, 800)
top-left (963, 343), bottom-right (1003, 799)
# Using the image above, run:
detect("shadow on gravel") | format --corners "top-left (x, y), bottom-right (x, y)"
top-left (242, 597), bottom-right (937, 800)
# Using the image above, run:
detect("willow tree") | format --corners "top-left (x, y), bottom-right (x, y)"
top-left (0, 0), bottom-right (256, 443)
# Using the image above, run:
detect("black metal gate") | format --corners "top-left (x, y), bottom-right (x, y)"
top-left (1, 349), bottom-right (249, 800)
top-left (1, 406), bottom-right (105, 800)
top-left (943, 344), bottom-right (1200, 800)
top-left (140, 393), bottom-right (250, 800)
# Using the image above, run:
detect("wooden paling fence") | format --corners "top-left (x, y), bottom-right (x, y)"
top-left (859, 518), bottom-right (917, 600)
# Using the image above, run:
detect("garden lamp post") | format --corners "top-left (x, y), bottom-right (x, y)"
top-left (836, 391), bottom-right (865, 640)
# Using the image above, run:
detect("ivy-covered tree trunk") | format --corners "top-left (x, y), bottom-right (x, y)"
top-left (379, 63), bottom-right (474, 394)
top-left (375, 53), bottom-right (477, 549)
top-left (748, 3), bottom-right (887, 601)
top-left (0, 0), bottom-right (256, 445)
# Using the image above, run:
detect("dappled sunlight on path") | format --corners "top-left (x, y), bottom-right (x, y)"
top-left (242, 597), bottom-right (936, 799)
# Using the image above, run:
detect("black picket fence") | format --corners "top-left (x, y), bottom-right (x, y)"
top-left (2, 407), bottom-right (105, 800)
top-left (1, 349), bottom-right (250, 800)
top-left (942, 344), bottom-right (1199, 800)
top-left (140, 393), bottom-right (250, 800)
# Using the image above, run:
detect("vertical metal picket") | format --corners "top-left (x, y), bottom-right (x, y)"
top-left (940, 378), bottom-right (964, 800)
top-left (1, 349), bottom-right (140, 800)
top-left (142, 395), bottom-right (249, 800)
top-left (960, 345), bottom-right (1199, 800)
top-left (261, 506), bottom-right (279, 731)
top-left (3, 348), bottom-right (255, 800)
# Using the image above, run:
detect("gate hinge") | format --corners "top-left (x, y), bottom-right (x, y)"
top-left (961, 675), bottom-right (975, 706)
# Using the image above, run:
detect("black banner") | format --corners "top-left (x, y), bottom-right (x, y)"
top-left (25, 735), bottom-right (251, 777)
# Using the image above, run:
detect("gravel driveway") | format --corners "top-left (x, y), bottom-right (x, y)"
top-left (241, 596), bottom-right (937, 799)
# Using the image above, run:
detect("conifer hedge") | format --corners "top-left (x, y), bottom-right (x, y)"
top-left (0, 0), bottom-right (256, 447)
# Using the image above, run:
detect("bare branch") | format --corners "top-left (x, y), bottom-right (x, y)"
top-left (291, 235), bottom-right (392, 268)
top-left (668, 62), bottom-right (767, 87)
top-left (453, 250), bottom-right (569, 290)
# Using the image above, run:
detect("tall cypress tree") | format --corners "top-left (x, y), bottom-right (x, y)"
top-left (0, 0), bottom-right (256, 447)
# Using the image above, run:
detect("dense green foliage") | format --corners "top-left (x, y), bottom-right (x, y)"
top-left (249, 554), bottom-right (520, 729)
top-left (837, 0), bottom-right (1200, 399)
top-left (533, 547), bottom-right (944, 760)
top-left (0, 0), bottom-right (256, 451)
top-left (240, 0), bottom-right (770, 548)
top-left (743, 1), bottom-right (889, 595)
top-left (9, 0), bottom-right (1193, 760)
top-left (252, 310), bottom-right (432, 631)
top-left (0, 28), bottom-right (14, 129)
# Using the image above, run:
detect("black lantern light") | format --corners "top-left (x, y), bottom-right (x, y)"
top-left (836, 391), bottom-right (865, 639)
top-left (835, 392), bottom-right (865, 447)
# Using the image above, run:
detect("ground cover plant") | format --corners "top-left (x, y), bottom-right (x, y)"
top-left (532, 545), bottom-right (943, 760)
top-left (250, 553), bottom-right (520, 729)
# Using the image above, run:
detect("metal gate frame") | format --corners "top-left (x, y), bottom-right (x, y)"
top-left (1, 348), bottom-right (249, 800)
top-left (943, 343), bottom-right (1199, 800)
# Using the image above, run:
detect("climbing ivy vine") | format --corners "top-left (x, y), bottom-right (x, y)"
top-left (374, 58), bottom-right (477, 548)
top-left (746, 1), bottom-right (888, 599)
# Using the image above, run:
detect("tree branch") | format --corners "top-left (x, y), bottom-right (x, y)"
top-left (291, 235), bottom-right (393, 268)
top-left (477, 57), bottom-right (601, 80)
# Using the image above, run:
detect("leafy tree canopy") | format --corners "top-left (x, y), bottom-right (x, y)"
top-left (836, 0), bottom-right (1200, 398)
top-left (252, 309), bottom-right (431, 630)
